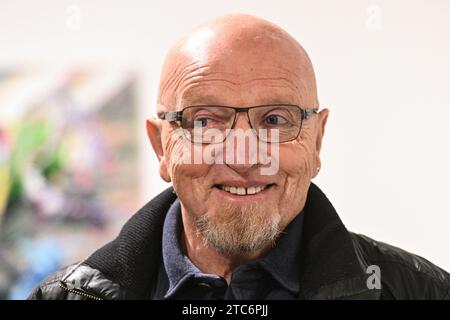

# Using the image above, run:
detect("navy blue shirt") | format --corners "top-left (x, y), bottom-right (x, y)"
top-left (152, 198), bottom-right (304, 300)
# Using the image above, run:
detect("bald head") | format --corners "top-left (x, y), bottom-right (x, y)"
top-left (158, 14), bottom-right (318, 111)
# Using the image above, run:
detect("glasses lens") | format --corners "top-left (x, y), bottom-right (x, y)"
top-left (248, 105), bottom-right (302, 142)
top-left (181, 106), bottom-right (235, 143)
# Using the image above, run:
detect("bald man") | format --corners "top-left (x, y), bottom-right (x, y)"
top-left (29, 14), bottom-right (449, 300)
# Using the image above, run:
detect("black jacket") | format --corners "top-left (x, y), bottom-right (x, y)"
top-left (28, 183), bottom-right (450, 300)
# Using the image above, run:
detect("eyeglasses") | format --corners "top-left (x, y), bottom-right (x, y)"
top-left (157, 104), bottom-right (318, 144)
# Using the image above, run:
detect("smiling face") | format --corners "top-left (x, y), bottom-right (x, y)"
top-left (148, 15), bottom-right (329, 256)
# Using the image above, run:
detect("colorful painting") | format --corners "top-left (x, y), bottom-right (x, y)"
top-left (0, 67), bottom-right (139, 299)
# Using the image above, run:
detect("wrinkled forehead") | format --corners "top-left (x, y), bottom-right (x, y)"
top-left (158, 20), bottom-right (317, 111)
top-left (179, 77), bottom-right (303, 109)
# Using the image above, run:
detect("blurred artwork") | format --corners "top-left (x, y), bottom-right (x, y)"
top-left (0, 66), bottom-right (139, 299)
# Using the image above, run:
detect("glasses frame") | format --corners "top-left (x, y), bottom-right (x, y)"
top-left (157, 104), bottom-right (318, 143)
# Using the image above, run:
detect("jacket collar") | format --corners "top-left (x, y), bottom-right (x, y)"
top-left (83, 186), bottom-right (177, 299)
top-left (81, 183), bottom-right (380, 300)
top-left (297, 183), bottom-right (380, 299)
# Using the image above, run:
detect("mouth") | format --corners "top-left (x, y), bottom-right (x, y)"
top-left (213, 183), bottom-right (276, 196)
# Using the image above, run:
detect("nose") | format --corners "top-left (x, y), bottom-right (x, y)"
top-left (233, 112), bottom-right (252, 130)
top-left (224, 112), bottom-right (259, 173)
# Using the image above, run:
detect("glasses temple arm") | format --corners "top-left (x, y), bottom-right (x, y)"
top-left (157, 111), bottom-right (183, 122)
top-left (303, 108), bottom-right (319, 119)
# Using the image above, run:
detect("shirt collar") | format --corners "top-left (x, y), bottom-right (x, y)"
top-left (161, 198), bottom-right (220, 298)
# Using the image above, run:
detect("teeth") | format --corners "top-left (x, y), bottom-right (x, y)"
top-left (219, 185), bottom-right (268, 195)
top-left (247, 187), bottom-right (256, 195)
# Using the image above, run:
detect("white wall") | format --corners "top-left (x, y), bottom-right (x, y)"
top-left (1, 0), bottom-right (449, 271)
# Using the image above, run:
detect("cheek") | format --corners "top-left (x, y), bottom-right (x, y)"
top-left (163, 130), bottom-right (186, 176)
top-left (277, 135), bottom-right (316, 216)
top-left (164, 137), bottom-right (212, 205)
top-left (173, 164), bottom-right (210, 187)
top-left (279, 141), bottom-right (315, 180)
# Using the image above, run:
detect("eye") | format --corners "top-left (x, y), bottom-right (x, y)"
top-left (264, 114), bottom-right (287, 125)
top-left (194, 118), bottom-right (209, 127)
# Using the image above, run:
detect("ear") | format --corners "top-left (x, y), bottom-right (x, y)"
top-left (312, 108), bottom-right (329, 178)
top-left (146, 119), bottom-right (171, 182)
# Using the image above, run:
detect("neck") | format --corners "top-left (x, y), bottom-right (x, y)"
top-left (180, 211), bottom-right (272, 284)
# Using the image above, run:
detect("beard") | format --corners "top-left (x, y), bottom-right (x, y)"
top-left (194, 201), bottom-right (282, 255)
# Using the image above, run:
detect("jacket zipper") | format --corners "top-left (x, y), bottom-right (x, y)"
top-left (59, 282), bottom-right (103, 300)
